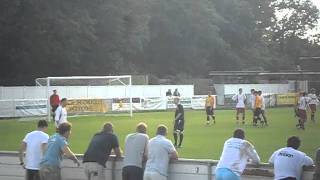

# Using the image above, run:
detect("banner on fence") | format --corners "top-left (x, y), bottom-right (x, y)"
top-left (276, 93), bottom-right (298, 105)
top-left (67, 99), bottom-right (108, 114)
top-left (191, 95), bottom-right (217, 109)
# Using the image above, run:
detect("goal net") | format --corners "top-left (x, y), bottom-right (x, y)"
top-left (35, 76), bottom-right (133, 121)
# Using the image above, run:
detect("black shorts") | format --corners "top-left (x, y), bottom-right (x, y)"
top-left (254, 108), bottom-right (262, 117)
top-left (122, 166), bottom-right (143, 180)
top-left (26, 169), bottom-right (40, 180)
top-left (174, 119), bottom-right (184, 132)
top-left (206, 106), bottom-right (214, 115)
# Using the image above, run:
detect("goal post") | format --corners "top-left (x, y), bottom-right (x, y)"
top-left (35, 75), bottom-right (133, 121)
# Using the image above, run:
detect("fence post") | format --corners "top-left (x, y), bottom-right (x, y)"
top-left (314, 148), bottom-right (320, 180)
top-left (208, 162), bottom-right (212, 180)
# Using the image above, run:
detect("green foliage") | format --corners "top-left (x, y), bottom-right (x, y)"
top-left (0, 0), bottom-right (319, 85)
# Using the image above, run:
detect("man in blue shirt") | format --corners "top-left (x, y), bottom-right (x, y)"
top-left (39, 122), bottom-right (80, 180)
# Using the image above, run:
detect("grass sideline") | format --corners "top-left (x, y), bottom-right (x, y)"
top-left (0, 107), bottom-right (319, 162)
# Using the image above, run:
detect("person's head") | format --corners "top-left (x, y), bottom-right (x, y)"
top-left (258, 91), bottom-right (262, 96)
top-left (254, 91), bottom-right (259, 96)
top-left (287, 136), bottom-right (301, 150)
top-left (37, 120), bottom-right (48, 132)
top-left (168, 89), bottom-right (171, 92)
top-left (53, 90), bottom-right (57, 95)
top-left (58, 122), bottom-right (72, 138)
top-left (102, 122), bottom-right (114, 133)
top-left (239, 88), bottom-right (243, 94)
top-left (208, 91), bottom-right (212, 96)
top-left (233, 128), bottom-right (245, 139)
top-left (175, 88), bottom-right (178, 92)
top-left (251, 89), bottom-right (255, 94)
top-left (136, 122), bottom-right (147, 134)
top-left (156, 124), bottom-right (168, 136)
top-left (60, 98), bottom-right (68, 107)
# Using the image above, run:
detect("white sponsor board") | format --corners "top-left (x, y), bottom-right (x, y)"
top-left (0, 99), bottom-right (47, 118)
top-left (191, 95), bottom-right (217, 109)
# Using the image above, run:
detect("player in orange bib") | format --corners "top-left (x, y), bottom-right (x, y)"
top-left (253, 91), bottom-right (263, 126)
top-left (205, 91), bottom-right (216, 125)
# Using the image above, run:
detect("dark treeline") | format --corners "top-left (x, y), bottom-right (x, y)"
top-left (0, 0), bottom-right (319, 85)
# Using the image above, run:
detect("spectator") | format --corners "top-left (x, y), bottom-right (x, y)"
top-left (83, 122), bottom-right (121, 180)
top-left (215, 129), bottom-right (260, 180)
top-left (144, 125), bottom-right (178, 180)
top-left (314, 148), bottom-right (320, 180)
top-left (18, 120), bottom-right (49, 180)
top-left (166, 89), bottom-right (172, 97)
top-left (269, 136), bottom-right (314, 180)
top-left (39, 122), bottom-right (80, 180)
top-left (173, 89), bottom-right (180, 97)
top-left (122, 123), bottom-right (149, 180)
top-left (54, 98), bottom-right (68, 128)
top-left (50, 90), bottom-right (60, 120)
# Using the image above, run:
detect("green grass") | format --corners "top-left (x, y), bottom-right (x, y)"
top-left (0, 108), bottom-right (319, 162)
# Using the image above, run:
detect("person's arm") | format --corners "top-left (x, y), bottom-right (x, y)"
top-left (175, 113), bottom-right (182, 121)
top-left (268, 151), bottom-right (276, 165)
top-left (41, 143), bottom-right (47, 155)
top-left (113, 147), bottom-right (122, 158)
top-left (244, 141), bottom-right (260, 165)
top-left (55, 107), bottom-right (61, 122)
top-left (302, 154), bottom-right (314, 167)
top-left (170, 150), bottom-right (178, 160)
top-left (143, 137), bottom-right (149, 162)
top-left (62, 145), bottom-right (80, 166)
top-left (18, 142), bottom-right (27, 168)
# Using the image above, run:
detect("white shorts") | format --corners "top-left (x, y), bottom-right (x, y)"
top-left (144, 171), bottom-right (167, 180)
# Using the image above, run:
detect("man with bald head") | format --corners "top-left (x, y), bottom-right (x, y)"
top-left (83, 122), bottom-right (122, 180)
top-left (122, 122), bottom-right (149, 180)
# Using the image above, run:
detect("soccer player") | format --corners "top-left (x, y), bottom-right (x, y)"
top-left (83, 122), bottom-right (121, 180)
top-left (173, 104), bottom-right (184, 147)
top-left (18, 120), bottom-right (49, 180)
top-left (39, 122), bottom-right (80, 180)
top-left (308, 88), bottom-right (319, 122)
top-left (253, 91), bottom-right (263, 126)
top-left (269, 136), bottom-right (314, 180)
top-left (297, 92), bottom-right (310, 130)
top-left (258, 91), bottom-right (268, 126)
top-left (122, 123), bottom-right (149, 180)
top-left (232, 88), bottom-right (247, 125)
top-left (144, 125), bottom-right (178, 180)
top-left (54, 98), bottom-right (68, 128)
top-left (215, 129), bottom-right (260, 180)
top-left (205, 91), bottom-right (215, 125)
top-left (50, 90), bottom-right (60, 120)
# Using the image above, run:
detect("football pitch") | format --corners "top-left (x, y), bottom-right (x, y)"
top-left (0, 107), bottom-right (319, 162)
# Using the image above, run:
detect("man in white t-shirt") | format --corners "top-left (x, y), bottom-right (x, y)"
top-left (269, 136), bottom-right (314, 180)
top-left (232, 88), bottom-right (247, 125)
top-left (122, 122), bottom-right (149, 180)
top-left (215, 129), bottom-right (260, 180)
top-left (55, 98), bottom-right (68, 128)
top-left (18, 120), bottom-right (49, 180)
top-left (144, 125), bottom-right (178, 180)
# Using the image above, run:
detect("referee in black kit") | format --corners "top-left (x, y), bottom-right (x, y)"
top-left (173, 103), bottom-right (184, 148)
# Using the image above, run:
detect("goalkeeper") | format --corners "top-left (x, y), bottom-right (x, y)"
top-left (173, 104), bottom-right (184, 148)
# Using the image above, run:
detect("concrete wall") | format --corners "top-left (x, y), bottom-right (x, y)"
top-left (0, 152), bottom-right (314, 180)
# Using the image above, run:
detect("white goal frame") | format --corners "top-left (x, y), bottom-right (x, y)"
top-left (35, 75), bottom-right (133, 121)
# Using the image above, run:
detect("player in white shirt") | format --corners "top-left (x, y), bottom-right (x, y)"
top-left (258, 91), bottom-right (268, 126)
top-left (215, 129), bottom-right (261, 180)
top-left (250, 89), bottom-right (256, 124)
top-left (297, 92), bottom-right (310, 130)
top-left (18, 120), bottom-right (49, 180)
top-left (232, 88), bottom-right (247, 125)
top-left (308, 88), bottom-right (319, 122)
top-left (54, 98), bottom-right (68, 128)
top-left (269, 136), bottom-right (314, 180)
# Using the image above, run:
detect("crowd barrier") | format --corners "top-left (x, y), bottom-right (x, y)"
top-left (0, 151), bottom-right (315, 180)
